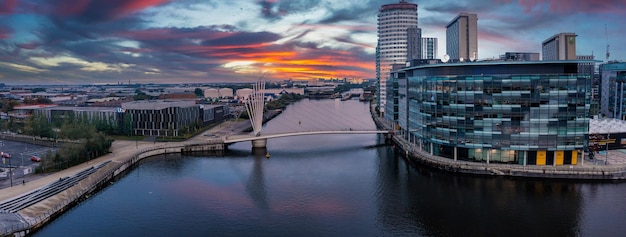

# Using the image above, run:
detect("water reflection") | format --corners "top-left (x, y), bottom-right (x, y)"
top-left (247, 148), bottom-right (269, 210)
top-left (375, 142), bottom-right (585, 236)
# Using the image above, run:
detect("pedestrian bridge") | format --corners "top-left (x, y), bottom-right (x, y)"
top-left (223, 130), bottom-right (390, 145)
top-left (230, 80), bottom-right (389, 148)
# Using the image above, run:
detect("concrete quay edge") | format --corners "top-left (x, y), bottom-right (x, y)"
top-left (391, 136), bottom-right (626, 180)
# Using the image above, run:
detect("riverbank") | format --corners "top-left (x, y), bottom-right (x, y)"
top-left (370, 104), bottom-right (626, 180)
top-left (0, 108), bottom-right (284, 236)
top-left (0, 139), bottom-right (223, 236)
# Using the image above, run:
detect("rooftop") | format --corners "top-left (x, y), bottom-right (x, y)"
top-left (446, 12), bottom-right (477, 28)
top-left (402, 59), bottom-right (602, 71)
top-left (541, 32), bottom-right (577, 44)
top-left (37, 106), bottom-right (117, 112)
top-left (13, 104), bottom-right (58, 110)
top-left (590, 118), bottom-right (626, 134)
top-left (379, 1), bottom-right (417, 11)
top-left (122, 100), bottom-right (197, 110)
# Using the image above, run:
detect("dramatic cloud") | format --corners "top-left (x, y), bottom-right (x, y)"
top-left (507, 0), bottom-right (626, 14)
top-left (0, 0), bottom-right (19, 14)
top-left (0, 26), bottom-right (11, 39)
top-left (0, 0), bottom-right (623, 84)
top-left (44, 0), bottom-right (169, 22)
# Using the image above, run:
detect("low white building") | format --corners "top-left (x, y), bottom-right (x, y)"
top-left (219, 88), bottom-right (234, 98)
top-left (204, 88), bottom-right (219, 98)
top-left (236, 88), bottom-right (254, 98)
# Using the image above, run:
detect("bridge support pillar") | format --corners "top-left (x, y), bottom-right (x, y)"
top-left (252, 138), bottom-right (267, 148)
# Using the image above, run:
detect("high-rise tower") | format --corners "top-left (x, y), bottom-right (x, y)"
top-left (376, 0), bottom-right (418, 117)
top-left (407, 27), bottom-right (422, 61)
top-left (446, 13), bottom-right (478, 61)
top-left (541, 32), bottom-right (577, 60)
top-left (421, 37), bottom-right (438, 59)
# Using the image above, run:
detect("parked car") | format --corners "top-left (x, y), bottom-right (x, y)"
top-left (31, 156), bottom-right (41, 162)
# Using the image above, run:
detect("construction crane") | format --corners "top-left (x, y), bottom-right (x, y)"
top-left (606, 24), bottom-right (610, 61)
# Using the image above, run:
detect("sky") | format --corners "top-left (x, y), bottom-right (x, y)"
top-left (0, 0), bottom-right (624, 85)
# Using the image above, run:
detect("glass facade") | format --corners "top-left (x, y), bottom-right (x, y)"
top-left (384, 74), bottom-right (399, 123)
top-left (392, 61), bottom-right (592, 165)
top-left (600, 62), bottom-right (626, 119)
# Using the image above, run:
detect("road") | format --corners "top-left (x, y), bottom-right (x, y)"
top-left (0, 139), bottom-right (56, 189)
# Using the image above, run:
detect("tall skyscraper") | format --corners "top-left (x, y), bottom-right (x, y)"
top-left (376, 0), bottom-right (418, 117)
top-left (407, 27), bottom-right (422, 60)
top-left (421, 37), bottom-right (438, 59)
top-left (542, 33), bottom-right (577, 60)
top-left (446, 13), bottom-right (478, 60)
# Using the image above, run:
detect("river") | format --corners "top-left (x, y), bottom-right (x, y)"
top-left (33, 99), bottom-right (626, 237)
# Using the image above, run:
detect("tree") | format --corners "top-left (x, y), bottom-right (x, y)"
top-left (265, 93), bottom-right (304, 110)
top-left (133, 90), bottom-right (150, 100)
top-left (0, 99), bottom-right (18, 113)
top-left (23, 97), bottom-right (53, 104)
top-left (24, 114), bottom-right (54, 138)
top-left (194, 88), bottom-right (204, 97)
top-left (31, 88), bottom-right (46, 93)
top-left (120, 113), bottom-right (133, 136)
top-left (40, 121), bottom-right (113, 172)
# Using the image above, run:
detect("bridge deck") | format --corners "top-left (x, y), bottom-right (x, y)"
top-left (223, 130), bottom-right (389, 144)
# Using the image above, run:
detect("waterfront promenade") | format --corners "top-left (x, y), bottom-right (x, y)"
top-left (0, 119), bottom-right (250, 236)
top-left (371, 107), bottom-right (626, 179)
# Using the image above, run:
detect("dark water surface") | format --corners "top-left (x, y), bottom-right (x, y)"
top-left (33, 99), bottom-right (626, 237)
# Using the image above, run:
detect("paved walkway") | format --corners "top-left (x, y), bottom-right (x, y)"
top-left (593, 149), bottom-right (626, 165)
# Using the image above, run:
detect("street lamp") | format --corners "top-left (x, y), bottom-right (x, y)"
top-left (2, 152), bottom-right (12, 187)
top-left (605, 132), bottom-right (609, 165)
top-left (9, 156), bottom-right (11, 187)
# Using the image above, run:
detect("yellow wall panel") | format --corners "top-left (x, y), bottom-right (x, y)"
top-left (537, 150), bottom-right (546, 165)
top-left (571, 151), bottom-right (578, 165)
top-left (555, 151), bottom-right (564, 165)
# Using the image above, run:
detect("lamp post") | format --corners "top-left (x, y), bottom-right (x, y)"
top-left (2, 153), bottom-right (13, 187)
top-left (9, 156), bottom-right (12, 187)
top-left (605, 132), bottom-right (609, 165)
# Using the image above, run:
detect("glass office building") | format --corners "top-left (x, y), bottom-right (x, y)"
top-left (391, 60), bottom-right (596, 165)
top-left (600, 62), bottom-right (626, 119)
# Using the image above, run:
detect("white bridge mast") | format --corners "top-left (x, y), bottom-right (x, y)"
top-left (245, 80), bottom-right (266, 138)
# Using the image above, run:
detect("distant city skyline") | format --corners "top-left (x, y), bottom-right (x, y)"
top-left (0, 0), bottom-right (624, 85)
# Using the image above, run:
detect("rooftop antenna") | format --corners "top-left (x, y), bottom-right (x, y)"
top-left (442, 54), bottom-right (450, 63)
top-left (605, 24), bottom-right (610, 61)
